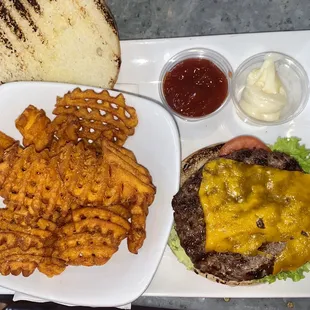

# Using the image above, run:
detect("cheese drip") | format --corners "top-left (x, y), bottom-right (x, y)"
top-left (199, 158), bottom-right (310, 274)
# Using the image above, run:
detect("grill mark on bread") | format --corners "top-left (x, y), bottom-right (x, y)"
top-left (114, 55), bottom-right (121, 69)
top-left (0, 30), bottom-right (14, 52)
top-left (93, 0), bottom-right (118, 34)
top-left (26, 0), bottom-right (41, 13)
top-left (0, 2), bottom-right (26, 41)
top-left (0, 0), bottom-right (46, 53)
top-left (109, 78), bottom-right (115, 87)
top-left (11, 0), bottom-right (38, 33)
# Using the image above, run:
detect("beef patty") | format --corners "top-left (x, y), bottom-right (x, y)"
top-left (172, 147), bottom-right (302, 283)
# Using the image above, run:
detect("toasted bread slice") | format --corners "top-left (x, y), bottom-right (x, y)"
top-left (0, 0), bottom-right (120, 88)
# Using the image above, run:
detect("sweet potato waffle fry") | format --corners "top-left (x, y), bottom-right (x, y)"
top-left (0, 87), bottom-right (156, 277)
top-left (0, 208), bottom-right (57, 232)
top-left (58, 139), bottom-right (156, 253)
top-left (52, 88), bottom-right (138, 147)
top-left (0, 131), bottom-right (17, 151)
top-left (0, 255), bottom-right (65, 277)
top-left (55, 207), bottom-right (128, 266)
top-left (15, 105), bottom-right (53, 152)
top-left (0, 142), bottom-right (19, 188)
top-left (1, 147), bottom-right (73, 223)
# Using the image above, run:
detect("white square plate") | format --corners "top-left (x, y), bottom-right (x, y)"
top-left (121, 30), bottom-right (310, 298)
top-left (0, 81), bottom-right (181, 307)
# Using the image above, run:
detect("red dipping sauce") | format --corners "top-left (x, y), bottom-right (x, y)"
top-left (163, 58), bottom-right (228, 118)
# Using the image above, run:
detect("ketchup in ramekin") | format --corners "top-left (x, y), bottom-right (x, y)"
top-left (159, 48), bottom-right (233, 121)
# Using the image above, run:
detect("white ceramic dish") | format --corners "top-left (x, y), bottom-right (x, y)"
top-left (0, 81), bottom-right (181, 307)
top-left (117, 30), bottom-right (310, 298)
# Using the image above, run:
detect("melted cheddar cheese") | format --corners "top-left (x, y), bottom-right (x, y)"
top-left (199, 158), bottom-right (310, 274)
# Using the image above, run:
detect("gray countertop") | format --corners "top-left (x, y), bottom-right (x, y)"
top-left (106, 1), bottom-right (310, 309)
top-left (107, 0), bottom-right (310, 40)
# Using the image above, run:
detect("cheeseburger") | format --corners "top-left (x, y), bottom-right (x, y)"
top-left (170, 135), bottom-right (310, 285)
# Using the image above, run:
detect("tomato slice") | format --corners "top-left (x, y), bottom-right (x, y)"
top-left (219, 135), bottom-right (271, 156)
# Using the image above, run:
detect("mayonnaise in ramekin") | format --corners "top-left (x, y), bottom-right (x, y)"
top-left (239, 54), bottom-right (287, 122)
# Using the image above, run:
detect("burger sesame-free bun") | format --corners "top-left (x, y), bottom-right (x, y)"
top-left (0, 0), bottom-right (121, 88)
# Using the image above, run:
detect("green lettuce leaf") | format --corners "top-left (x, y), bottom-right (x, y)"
top-left (271, 137), bottom-right (310, 173)
top-left (168, 225), bottom-right (194, 270)
top-left (261, 262), bottom-right (310, 284)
